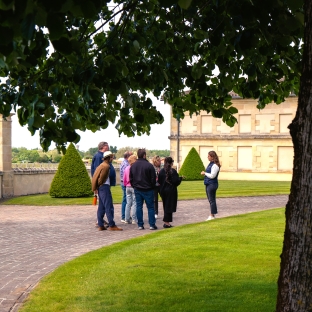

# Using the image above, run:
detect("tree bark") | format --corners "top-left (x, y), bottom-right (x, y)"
top-left (276, 1), bottom-right (312, 311)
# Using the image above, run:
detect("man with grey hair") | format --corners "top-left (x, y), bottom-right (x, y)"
top-left (91, 141), bottom-right (109, 177)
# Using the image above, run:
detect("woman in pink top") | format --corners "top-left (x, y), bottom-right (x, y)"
top-left (123, 155), bottom-right (138, 224)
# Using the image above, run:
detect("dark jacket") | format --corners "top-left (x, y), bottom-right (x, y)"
top-left (158, 168), bottom-right (182, 213)
top-left (91, 151), bottom-right (103, 176)
top-left (130, 158), bottom-right (156, 191)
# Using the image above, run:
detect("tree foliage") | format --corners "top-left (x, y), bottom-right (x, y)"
top-left (49, 143), bottom-right (93, 197)
top-left (0, 0), bottom-right (303, 153)
top-left (178, 147), bottom-right (205, 180)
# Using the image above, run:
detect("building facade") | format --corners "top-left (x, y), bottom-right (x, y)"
top-left (169, 95), bottom-right (297, 181)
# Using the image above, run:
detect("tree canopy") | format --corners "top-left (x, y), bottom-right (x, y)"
top-left (3, 1), bottom-right (312, 310)
top-left (0, 0), bottom-right (303, 153)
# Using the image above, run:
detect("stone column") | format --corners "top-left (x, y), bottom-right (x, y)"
top-left (0, 114), bottom-right (13, 198)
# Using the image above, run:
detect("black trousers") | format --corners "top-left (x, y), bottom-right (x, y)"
top-left (163, 211), bottom-right (173, 222)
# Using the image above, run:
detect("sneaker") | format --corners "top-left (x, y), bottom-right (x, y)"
top-left (125, 220), bottom-right (131, 224)
top-left (132, 220), bottom-right (137, 224)
top-left (155, 214), bottom-right (158, 219)
top-left (206, 216), bottom-right (215, 221)
top-left (108, 226), bottom-right (123, 231)
top-left (121, 219), bottom-right (126, 223)
top-left (138, 226), bottom-right (145, 230)
top-left (149, 225), bottom-right (158, 230)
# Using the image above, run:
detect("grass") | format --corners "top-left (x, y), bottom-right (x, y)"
top-left (1, 180), bottom-right (290, 205)
top-left (19, 208), bottom-right (285, 312)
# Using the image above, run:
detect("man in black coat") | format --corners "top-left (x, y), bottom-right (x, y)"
top-left (130, 149), bottom-right (157, 230)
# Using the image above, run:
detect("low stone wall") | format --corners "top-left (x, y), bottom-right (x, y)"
top-left (10, 168), bottom-right (121, 197)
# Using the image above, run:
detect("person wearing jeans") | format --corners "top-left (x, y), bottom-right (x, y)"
top-left (120, 151), bottom-right (132, 222)
top-left (133, 189), bottom-right (155, 229)
top-left (130, 148), bottom-right (157, 230)
top-left (123, 155), bottom-right (138, 224)
top-left (201, 151), bottom-right (221, 221)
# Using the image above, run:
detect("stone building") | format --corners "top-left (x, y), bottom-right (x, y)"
top-left (169, 94), bottom-right (297, 181)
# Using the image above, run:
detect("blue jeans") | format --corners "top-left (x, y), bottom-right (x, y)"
top-left (121, 184), bottom-right (127, 220)
top-left (125, 187), bottom-right (137, 222)
top-left (98, 184), bottom-right (115, 227)
top-left (134, 189), bottom-right (156, 227)
top-left (205, 183), bottom-right (218, 215)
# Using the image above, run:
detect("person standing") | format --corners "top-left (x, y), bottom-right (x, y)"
top-left (91, 142), bottom-right (109, 176)
top-left (200, 151), bottom-right (221, 221)
top-left (158, 157), bottom-right (184, 228)
top-left (152, 155), bottom-right (162, 219)
top-left (120, 151), bottom-right (132, 223)
top-left (91, 142), bottom-right (110, 227)
top-left (130, 149), bottom-right (157, 230)
top-left (92, 151), bottom-right (123, 231)
top-left (123, 155), bottom-right (138, 224)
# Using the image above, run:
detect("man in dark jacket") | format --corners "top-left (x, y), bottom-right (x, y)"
top-left (130, 149), bottom-right (157, 230)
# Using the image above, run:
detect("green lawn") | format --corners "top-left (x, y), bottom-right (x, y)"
top-left (1, 180), bottom-right (290, 205)
top-left (19, 208), bottom-right (285, 312)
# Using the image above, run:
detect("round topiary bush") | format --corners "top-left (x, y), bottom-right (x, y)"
top-left (49, 143), bottom-right (93, 198)
top-left (178, 147), bottom-right (205, 181)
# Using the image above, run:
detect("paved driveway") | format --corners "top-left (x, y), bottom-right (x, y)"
top-left (0, 195), bottom-right (288, 312)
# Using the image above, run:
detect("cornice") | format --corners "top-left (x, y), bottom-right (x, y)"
top-left (168, 134), bottom-right (291, 140)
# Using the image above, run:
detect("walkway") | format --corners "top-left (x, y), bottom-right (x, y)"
top-left (0, 195), bottom-right (288, 312)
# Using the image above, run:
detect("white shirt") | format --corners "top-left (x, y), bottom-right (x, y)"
top-left (204, 164), bottom-right (220, 179)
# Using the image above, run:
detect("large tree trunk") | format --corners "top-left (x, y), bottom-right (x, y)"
top-left (276, 1), bottom-right (312, 311)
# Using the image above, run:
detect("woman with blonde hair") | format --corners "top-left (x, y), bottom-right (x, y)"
top-left (200, 151), bottom-right (221, 220)
top-left (123, 154), bottom-right (138, 224)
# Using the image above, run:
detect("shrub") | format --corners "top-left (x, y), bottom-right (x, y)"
top-left (178, 147), bottom-right (205, 181)
top-left (49, 143), bottom-right (93, 198)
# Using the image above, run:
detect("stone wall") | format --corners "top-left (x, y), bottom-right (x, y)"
top-left (0, 168), bottom-right (121, 197)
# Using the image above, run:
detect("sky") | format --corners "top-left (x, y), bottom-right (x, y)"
top-left (11, 96), bottom-right (172, 152)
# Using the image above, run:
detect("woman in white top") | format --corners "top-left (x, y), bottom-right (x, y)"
top-left (200, 151), bottom-right (221, 220)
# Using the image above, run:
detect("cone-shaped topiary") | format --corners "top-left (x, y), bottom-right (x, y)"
top-left (178, 147), bottom-right (205, 181)
top-left (49, 143), bottom-right (93, 197)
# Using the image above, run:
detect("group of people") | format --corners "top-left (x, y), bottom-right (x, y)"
top-left (91, 141), bottom-right (221, 232)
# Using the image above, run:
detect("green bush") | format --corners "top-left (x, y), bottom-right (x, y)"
top-left (49, 143), bottom-right (93, 198)
top-left (178, 147), bottom-right (205, 181)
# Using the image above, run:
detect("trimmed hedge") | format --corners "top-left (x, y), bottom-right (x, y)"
top-left (49, 143), bottom-right (93, 198)
top-left (178, 147), bottom-right (205, 181)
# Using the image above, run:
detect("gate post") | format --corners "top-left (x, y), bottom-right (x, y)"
top-left (0, 114), bottom-right (14, 198)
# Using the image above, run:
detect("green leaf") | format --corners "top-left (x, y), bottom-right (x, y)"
top-left (178, 0), bottom-right (193, 9)
top-left (122, 65), bottom-right (129, 77)
top-left (133, 40), bottom-right (140, 52)
top-left (21, 14), bottom-right (35, 40)
top-left (47, 14), bottom-right (65, 40)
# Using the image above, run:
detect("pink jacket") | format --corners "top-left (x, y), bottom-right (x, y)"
top-left (123, 165), bottom-right (131, 187)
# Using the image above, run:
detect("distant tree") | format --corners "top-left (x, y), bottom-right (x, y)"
top-left (110, 146), bottom-right (118, 154)
top-left (49, 143), bottom-right (93, 197)
top-left (148, 150), bottom-right (170, 158)
top-left (38, 154), bottom-right (50, 163)
top-left (88, 147), bottom-right (98, 156)
top-left (52, 154), bottom-right (62, 163)
top-left (178, 147), bottom-right (205, 181)
top-left (115, 147), bottom-right (137, 159)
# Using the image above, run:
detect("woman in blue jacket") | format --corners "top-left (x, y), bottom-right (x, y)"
top-left (201, 151), bottom-right (221, 221)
